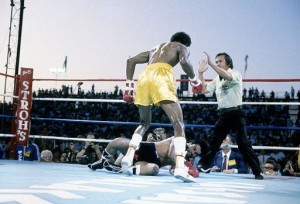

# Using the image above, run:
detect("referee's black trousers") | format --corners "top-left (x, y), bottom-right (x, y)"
top-left (200, 109), bottom-right (262, 175)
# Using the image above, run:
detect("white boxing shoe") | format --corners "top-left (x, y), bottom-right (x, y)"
top-left (121, 156), bottom-right (133, 175)
top-left (174, 168), bottom-right (196, 183)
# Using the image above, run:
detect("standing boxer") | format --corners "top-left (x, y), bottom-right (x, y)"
top-left (122, 32), bottom-right (202, 182)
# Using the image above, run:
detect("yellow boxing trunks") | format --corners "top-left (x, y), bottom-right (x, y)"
top-left (134, 63), bottom-right (177, 106)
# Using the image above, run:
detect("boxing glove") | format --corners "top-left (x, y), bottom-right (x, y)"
top-left (184, 160), bottom-right (193, 168)
top-left (185, 161), bottom-right (199, 177)
top-left (188, 165), bottom-right (199, 177)
top-left (189, 76), bottom-right (203, 94)
top-left (123, 80), bottom-right (134, 103)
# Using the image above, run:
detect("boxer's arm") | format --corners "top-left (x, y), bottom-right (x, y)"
top-left (126, 51), bottom-right (149, 80)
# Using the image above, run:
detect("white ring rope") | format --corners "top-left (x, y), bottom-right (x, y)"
top-left (0, 134), bottom-right (299, 151)
top-left (229, 145), bottom-right (300, 151)
top-left (0, 134), bottom-right (112, 143)
top-left (0, 93), bottom-right (18, 98)
top-left (1, 93), bottom-right (300, 105)
top-left (33, 98), bottom-right (299, 106)
top-left (22, 97), bottom-right (300, 106)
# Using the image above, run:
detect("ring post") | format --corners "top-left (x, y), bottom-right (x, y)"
top-left (13, 67), bottom-right (33, 160)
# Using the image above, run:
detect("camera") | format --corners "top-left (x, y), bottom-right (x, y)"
top-left (152, 133), bottom-right (161, 141)
top-left (86, 145), bottom-right (93, 151)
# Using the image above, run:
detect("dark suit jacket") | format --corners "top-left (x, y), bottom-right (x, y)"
top-left (213, 150), bottom-right (248, 173)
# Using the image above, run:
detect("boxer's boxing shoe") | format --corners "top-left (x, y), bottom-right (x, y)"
top-left (174, 168), bottom-right (196, 183)
top-left (88, 159), bottom-right (104, 171)
top-left (103, 160), bottom-right (122, 173)
top-left (121, 156), bottom-right (133, 175)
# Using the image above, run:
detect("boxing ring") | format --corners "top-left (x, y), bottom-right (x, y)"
top-left (0, 159), bottom-right (299, 204)
top-left (1, 70), bottom-right (300, 204)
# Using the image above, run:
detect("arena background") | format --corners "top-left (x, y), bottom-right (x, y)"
top-left (1, 1), bottom-right (300, 204)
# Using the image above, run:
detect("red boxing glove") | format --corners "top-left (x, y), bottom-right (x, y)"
top-left (123, 80), bottom-right (134, 103)
top-left (184, 161), bottom-right (193, 168)
top-left (184, 161), bottom-right (199, 177)
top-left (189, 76), bottom-right (203, 94)
top-left (192, 84), bottom-right (203, 94)
top-left (188, 166), bottom-right (199, 177)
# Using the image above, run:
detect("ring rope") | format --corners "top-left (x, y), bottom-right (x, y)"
top-left (30, 118), bottom-right (300, 130)
top-left (32, 98), bottom-right (300, 106)
top-left (1, 93), bottom-right (299, 106)
top-left (31, 78), bottom-right (300, 82)
top-left (0, 72), bottom-right (18, 79)
top-left (0, 133), bottom-right (299, 151)
top-left (0, 133), bottom-right (112, 143)
top-left (1, 71), bottom-right (300, 82)
top-left (0, 93), bottom-right (19, 98)
top-left (229, 145), bottom-right (300, 151)
top-left (0, 115), bottom-right (299, 131)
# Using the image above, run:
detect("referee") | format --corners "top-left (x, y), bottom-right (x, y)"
top-left (196, 52), bottom-right (263, 180)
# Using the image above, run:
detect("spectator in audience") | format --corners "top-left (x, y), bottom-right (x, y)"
top-left (16, 139), bottom-right (41, 161)
top-left (282, 131), bottom-right (300, 177)
top-left (41, 150), bottom-right (53, 162)
top-left (291, 86), bottom-right (295, 99)
top-left (60, 152), bottom-right (68, 163)
top-left (257, 149), bottom-right (271, 166)
top-left (52, 148), bottom-right (61, 162)
top-left (270, 150), bottom-right (285, 168)
top-left (270, 90), bottom-right (275, 100)
top-left (66, 142), bottom-right (78, 163)
top-left (284, 91), bottom-right (290, 101)
top-left (0, 140), bottom-right (8, 159)
top-left (262, 157), bottom-right (281, 176)
top-left (76, 133), bottom-right (102, 164)
top-left (210, 135), bottom-right (248, 174)
top-left (74, 134), bottom-right (84, 152)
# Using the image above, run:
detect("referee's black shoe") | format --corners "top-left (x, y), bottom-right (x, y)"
top-left (255, 173), bottom-right (264, 180)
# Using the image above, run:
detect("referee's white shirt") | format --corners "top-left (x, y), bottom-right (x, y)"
top-left (206, 69), bottom-right (243, 110)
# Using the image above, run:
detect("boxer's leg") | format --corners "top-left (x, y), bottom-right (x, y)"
top-left (121, 105), bottom-right (151, 174)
